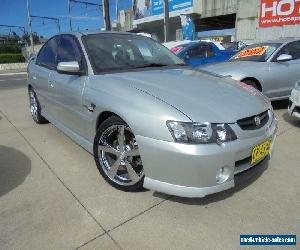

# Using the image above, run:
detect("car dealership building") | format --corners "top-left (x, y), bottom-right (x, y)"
top-left (117, 0), bottom-right (300, 43)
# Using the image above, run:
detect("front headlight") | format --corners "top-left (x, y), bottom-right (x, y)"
top-left (166, 121), bottom-right (237, 144)
top-left (295, 80), bottom-right (300, 91)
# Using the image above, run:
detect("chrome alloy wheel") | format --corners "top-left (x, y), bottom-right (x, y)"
top-left (98, 124), bottom-right (144, 186)
top-left (29, 90), bottom-right (38, 120)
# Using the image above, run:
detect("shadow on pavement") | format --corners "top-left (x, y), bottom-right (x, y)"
top-left (271, 99), bottom-right (288, 110)
top-left (154, 158), bottom-right (269, 205)
top-left (0, 146), bottom-right (31, 197)
top-left (282, 113), bottom-right (300, 128)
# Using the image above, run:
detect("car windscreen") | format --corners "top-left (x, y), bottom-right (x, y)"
top-left (82, 34), bottom-right (184, 74)
top-left (230, 43), bottom-right (282, 62)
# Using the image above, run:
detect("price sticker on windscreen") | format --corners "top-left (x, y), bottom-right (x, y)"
top-left (235, 46), bottom-right (268, 59)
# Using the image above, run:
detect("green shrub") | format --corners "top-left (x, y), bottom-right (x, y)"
top-left (0, 44), bottom-right (22, 54)
top-left (0, 53), bottom-right (25, 63)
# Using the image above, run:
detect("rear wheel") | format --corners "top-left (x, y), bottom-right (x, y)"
top-left (28, 88), bottom-right (48, 124)
top-left (93, 116), bottom-right (145, 192)
top-left (241, 79), bottom-right (259, 90)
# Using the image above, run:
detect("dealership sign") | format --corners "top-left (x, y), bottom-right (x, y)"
top-left (259, 0), bottom-right (300, 27)
top-left (133, 0), bottom-right (193, 24)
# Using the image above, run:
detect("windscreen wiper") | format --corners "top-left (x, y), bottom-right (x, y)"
top-left (134, 63), bottom-right (186, 69)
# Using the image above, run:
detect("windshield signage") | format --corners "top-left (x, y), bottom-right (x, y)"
top-left (235, 46), bottom-right (269, 59)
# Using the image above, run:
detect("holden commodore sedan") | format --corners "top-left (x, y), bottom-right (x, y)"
top-left (202, 38), bottom-right (300, 100)
top-left (27, 32), bottom-right (278, 198)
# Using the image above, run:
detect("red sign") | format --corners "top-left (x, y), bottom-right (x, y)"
top-left (259, 0), bottom-right (300, 27)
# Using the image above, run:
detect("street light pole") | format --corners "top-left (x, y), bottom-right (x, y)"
top-left (26, 0), bottom-right (34, 53)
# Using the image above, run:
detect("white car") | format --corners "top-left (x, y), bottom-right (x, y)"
top-left (288, 81), bottom-right (300, 118)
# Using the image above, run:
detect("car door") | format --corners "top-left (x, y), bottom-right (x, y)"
top-left (186, 43), bottom-right (206, 66)
top-left (266, 41), bottom-right (300, 99)
top-left (47, 34), bottom-right (89, 139)
top-left (31, 36), bottom-right (59, 114)
top-left (203, 43), bottom-right (217, 64)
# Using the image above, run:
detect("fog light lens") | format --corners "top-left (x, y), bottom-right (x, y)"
top-left (216, 166), bottom-right (231, 184)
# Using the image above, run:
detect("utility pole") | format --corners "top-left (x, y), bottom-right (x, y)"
top-left (103, 0), bottom-right (111, 31)
top-left (116, 0), bottom-right (119, 23)
top-left (26, 0), bottom-right (34, 53)
top-left (68, 0), bottom-right (72, 31)
top-left (163, 0), bottom-right (170, 42)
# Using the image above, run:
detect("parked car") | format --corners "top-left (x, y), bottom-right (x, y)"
top-left (27, 32), bottom-right (277, 198)
top-left (202, 38), bottom-right (300, 101)
top-left (288, 80), bottom-right (300, 118)
top-left (164, 40), bottom-right (236, 67)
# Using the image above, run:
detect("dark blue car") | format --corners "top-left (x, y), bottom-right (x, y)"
top-left (171, 41), bottom-right (236, 67)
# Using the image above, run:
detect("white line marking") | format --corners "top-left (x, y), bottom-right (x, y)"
top-left (0, 78), bottom-right (27, 82)
top-left (0, 72), bottom-right (27, 76)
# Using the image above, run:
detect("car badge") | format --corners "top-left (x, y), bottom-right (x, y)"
top-left (254, 116), bottom-right (261, 126)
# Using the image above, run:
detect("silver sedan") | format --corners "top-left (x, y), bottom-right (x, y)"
top-left (202, 38), bottom-right (300, 101)
top-left (27, 32), bottom-right (278, 198)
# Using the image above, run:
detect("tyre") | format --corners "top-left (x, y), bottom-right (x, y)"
top-left (241, 79), bottom-right (259, 90)
top-left (93, 116), bottom-right (145, 192)
top-left (28, 88), bottom-right (48, 124)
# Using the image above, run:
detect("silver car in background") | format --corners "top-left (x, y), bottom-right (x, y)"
top-left (27, 32), bottom-right (277, 198)
top-left (288, 80), bottom-right (300, 118)
top-left (202, 38), bottom-right (300, 100)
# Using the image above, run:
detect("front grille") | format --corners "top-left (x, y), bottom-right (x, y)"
top-left (288, 100), bottom-right (292, 109)
top-left (237, 110), bottom-right (269, 130)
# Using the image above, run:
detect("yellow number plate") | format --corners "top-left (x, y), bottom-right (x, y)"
top-left (251, 138), bottom-right (272, 165)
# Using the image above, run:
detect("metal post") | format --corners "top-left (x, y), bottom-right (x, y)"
top-left (68, 0), bottom-right (73, 31)
top-left (163, 0), bottom-right (170, 42)
top-left (116, 0), bottom-right (119, 23)
top-left (26, 0), bottom-right (34, 53)
top-left (103, 0), bottom-right (111, 31)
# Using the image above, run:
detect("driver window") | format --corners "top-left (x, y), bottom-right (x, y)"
top-left (277, 41), bottom-right (300, 60)
top-left (57, 35), bottom-right (81, 63)
top-left (188, 44), bottom-right (206, 58)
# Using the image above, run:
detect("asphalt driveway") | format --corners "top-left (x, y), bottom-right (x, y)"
top-left (0, 73), bottom-right (299, 249)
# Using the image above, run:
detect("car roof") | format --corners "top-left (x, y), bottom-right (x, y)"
top-left (55, 31), bottom-right (144, 38)
top-left (257, 37), bottom-right (300, 44)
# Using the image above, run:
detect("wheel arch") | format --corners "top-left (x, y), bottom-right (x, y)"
top-left (241, 77), bottom-right (262, 91)
top-left (95, 111), bottom-right (125, 132)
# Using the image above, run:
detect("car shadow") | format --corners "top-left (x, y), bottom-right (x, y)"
top-left (0, 146), bottom-right (31, 197)
top-left (282, 113), bottom-right (300, 128)
top-left (153, 158), bottom-right (269, 205)
top-left (271, 99), bottom-right (288, 110)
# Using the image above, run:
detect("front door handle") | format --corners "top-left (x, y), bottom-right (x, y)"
top-left (49, 81), bottom-right (54, 88)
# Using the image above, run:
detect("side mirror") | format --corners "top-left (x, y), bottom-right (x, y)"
top-left (277, 54), bottom-right (292, 62)
top-left (57, 61), bottom-right (83, 75)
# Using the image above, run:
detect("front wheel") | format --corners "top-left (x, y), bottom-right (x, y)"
top-left (28, 88), bottom-right (48, 124)
top-left (93, 116), bottom-right (145, 192)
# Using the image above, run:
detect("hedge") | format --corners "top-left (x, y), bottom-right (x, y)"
top-left (0, 44), bottom-right (22, 54)
top-left (0, 53), bottom-right (25, 63)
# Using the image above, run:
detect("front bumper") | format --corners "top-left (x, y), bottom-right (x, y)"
top-left (288, 89), bottom-right (300, 118)
top-left (138, 117), bottom-right (278, 198)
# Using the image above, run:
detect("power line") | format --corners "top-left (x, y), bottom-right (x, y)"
top-left (68, 0), bottom-right (103, 31)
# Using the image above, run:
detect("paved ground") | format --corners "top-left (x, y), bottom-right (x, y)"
top-left (0, 73), bottom-right (299, 250)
